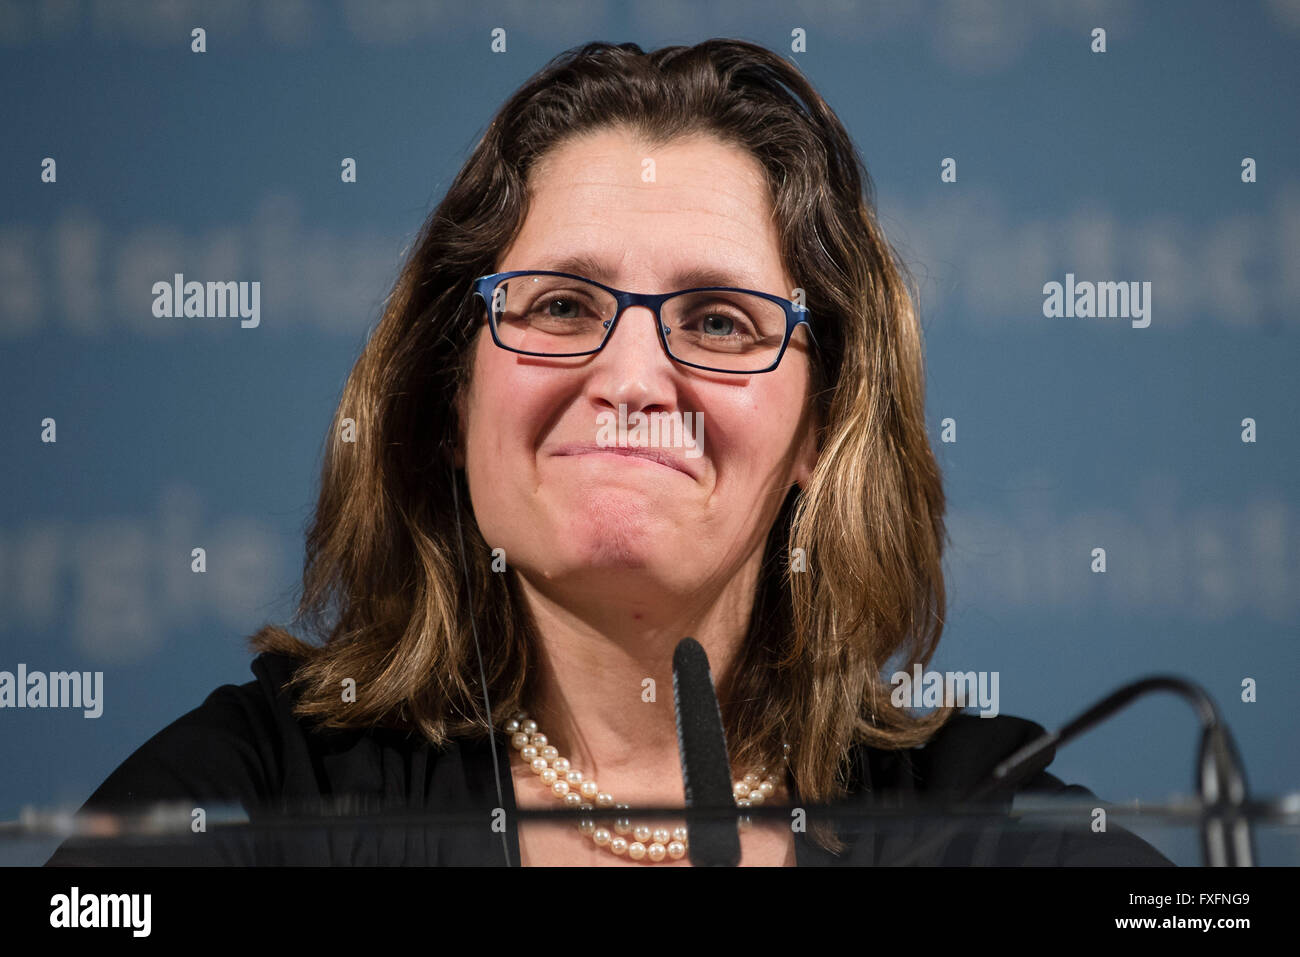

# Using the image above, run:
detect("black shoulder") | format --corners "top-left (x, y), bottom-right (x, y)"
top-left (909, 712), bottom-right (1054, 795)
top-left (249, 651), bottom-right (309, 695)
top-left (894, 713), bottom-right (1174, 865)
top-left (45, 652), bottom-right (309, 865)
top-left (93, 652), bottom-right (304, 807)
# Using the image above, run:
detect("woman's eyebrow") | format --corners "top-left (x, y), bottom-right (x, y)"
top-left (540, 253), bottom-right (757, 290)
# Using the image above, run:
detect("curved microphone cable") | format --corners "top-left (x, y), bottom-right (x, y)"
top-left (449, 451), bottom-right (515, 866)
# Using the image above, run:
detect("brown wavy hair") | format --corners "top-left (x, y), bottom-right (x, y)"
top-left (250, 37), bottom-right (954, 851)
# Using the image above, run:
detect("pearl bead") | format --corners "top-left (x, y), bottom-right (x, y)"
top-left (503, 710), bottom-right (790, 864)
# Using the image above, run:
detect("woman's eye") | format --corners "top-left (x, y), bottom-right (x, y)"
top-left (697, 312), bottom-right (754, 339)
top-left (543, 297), bottom-right (581, 318)
top-left (521, 295), bottom-right (593, 323)
top-left (702, 314), bottom-right (733, 336)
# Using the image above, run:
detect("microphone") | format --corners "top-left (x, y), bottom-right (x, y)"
top-left (672, 637), bottom-right (741, 866)
top-left (885, 675), bottom-right (1254, 866)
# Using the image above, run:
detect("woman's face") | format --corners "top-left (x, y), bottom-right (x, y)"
top-left (458, 127), bottom-right (818, 615)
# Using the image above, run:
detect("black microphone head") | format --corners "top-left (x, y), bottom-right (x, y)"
top-left (671, 637), bottom-right (740, 866)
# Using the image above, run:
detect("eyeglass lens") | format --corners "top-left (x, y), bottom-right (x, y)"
top-left (490, 273), bottom-right (789, 372)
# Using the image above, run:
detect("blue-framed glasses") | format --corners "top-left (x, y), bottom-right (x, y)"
top-left (470, 270), bottom-right (816, 374)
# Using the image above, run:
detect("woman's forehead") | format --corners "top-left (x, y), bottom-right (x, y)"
top-left (529, 128), bottom-right (770, 206)
top-left (510, 133), bottom-right (790, 291)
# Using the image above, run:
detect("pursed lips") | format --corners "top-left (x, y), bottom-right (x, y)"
top-left (549, 443), bottom-right (697, 479)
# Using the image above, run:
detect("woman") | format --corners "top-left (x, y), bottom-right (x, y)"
top-left (47, 38), bottom-right (1169, 866)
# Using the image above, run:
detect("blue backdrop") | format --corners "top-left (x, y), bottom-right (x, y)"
top-left (2, 0), bottom-right (1297, 865)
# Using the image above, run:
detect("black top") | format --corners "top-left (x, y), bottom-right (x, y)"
top-left (46, 652), bottom-right (1173, 866)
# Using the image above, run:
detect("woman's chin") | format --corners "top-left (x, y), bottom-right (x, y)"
top-left (533, 536), bottom-right (681, 581)
top-left (570, 533), bottom-right (664, 571)
top-left (512, 503), bottom-right (694, 579)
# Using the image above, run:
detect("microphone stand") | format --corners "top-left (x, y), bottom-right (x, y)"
top-left (886, 676), bottom-right (1254, 866)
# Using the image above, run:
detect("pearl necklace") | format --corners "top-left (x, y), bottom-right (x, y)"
top-left (505, 710), bottom-right (783, 863)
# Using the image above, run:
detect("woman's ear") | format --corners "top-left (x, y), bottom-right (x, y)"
top-left (792, 408), bottom-right (821, 491)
